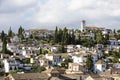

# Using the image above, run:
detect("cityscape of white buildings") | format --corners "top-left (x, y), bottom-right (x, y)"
top-left (0, 20), bottom-right (120, 80)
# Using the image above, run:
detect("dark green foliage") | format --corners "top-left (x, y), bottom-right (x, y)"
top-left (0, 72), bottom-right (5, 76)
top-left (18, 26), bottom-right (24, 39)
top-left (86, 55), bottom-right (93, 71)
top-left (117, 29), bottom-right (120, 33)
top-left (39, 48), bottom-right (42, 54)
top-left (1, 30), bottom-right (5, 42)
top-left (1, 36), bottom-right (13, 55)
top-left (81, 37), bottom-right (94, 48)
top-left (7, 37), bottom-right (11, 43)
top-left (32, 66), bottom-right (46, 72)
top-left (0, 62), bottom-right (4, 68)
top-left (113, 29), bottom-right (116, 34)
top-left (54, 26), bottom-right (58, 43)
top-left (8, 27), bottom-right (13, 37)
top-left (39, 48), bottom-right (48, 55)
top-left (30, 34), bottom-right (34, 39)
top-left (114, 34), bottom-right (120, 40)
top-left (96, 32), bottom-right (103, 44)
top-left (58, 43), bottom-right (66, 53)
top-left (2, 36), bottom-right (7, 54)
top-left (54, 27), bottom-right (77, 45)
top-left (50, 40), bottom-right (55, 45)
top-left (75, 33), bottom-right (81, 44)
top-left (108, 49), bottom-right (120, 63)
top-left (61, 58), bottom-right (73, 68)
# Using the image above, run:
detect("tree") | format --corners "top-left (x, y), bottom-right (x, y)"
top-left (102, 34), bottom-right (109, 45)
top-left (32, 66), bottom-right (46, 72)
top-left (50, 40), bottom-right (55, 45)
top-left (7, 37), bottom-right (11, 43)
top-left (114, 34), bottom-right (120, 40)
top-left (58, 28), bottom-right (63, 43)
top-left (71, 29), bottom-right (75, 44)
top-left (81, 37), bottom-right (94, 48)
top-left (86, 55), bottom-right (93, 71)
top-left (117, 29), bottom-right (120, 33)
top-left (58, 43), bottom-right (66, 53)
top-left (39, 48), bottom-right (42, 54)
top-left (1, 30), bottom-right (5, 42)
top-left (54, 26), bottom-right (58, 43)
top-left (96, 32), bottom-right (104, 44)
top-left (113, 29), bottom-right (116, 34)
top-left (8, 27), bottom-right (13, 37)
top-left (75, 33), bottom-right (81, 44)
top-left (61, 58), bottom-right (73, 68)
top-left (18, 26), bottom-right (24, 39)
top-left (2, 36), bottom-right (7, 54)
top-left (30, 34), bottom-right (34, 39)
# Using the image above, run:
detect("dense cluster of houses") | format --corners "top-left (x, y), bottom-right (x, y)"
top-left (0, 26), bottom-right (120, 80)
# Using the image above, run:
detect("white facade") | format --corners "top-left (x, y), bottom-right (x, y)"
top-left (72, 56), bottom-right (86, 63)
top-left (3, 59), bottom-right (10, 72)
top-left (51, 47), bottom-right (57, 53)
top-left (113, 63), bottom-right (120, 69)
top-left (45, 54), bottom-right (62, 65)
top-left (66, 63), bottom-right (84, 74)
top-left (7, 43), bottom-right (17, 52)
top-left (11, 35), bottom-right (20, 43)
top-left (39, 58), bottom-right (51, 66)
top-left (45, 54), bottom-right (53, 61)
top-left (30, 58), bottom-right (34, 64)
top-left (94, 60), bottom-right (106, 74)
top-left (109, 40), bottom-right (120, 46)
top-left (81, 20), bottom-right (86, 32)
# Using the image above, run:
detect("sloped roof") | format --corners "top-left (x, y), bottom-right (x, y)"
top-left (9, 73), bottom-right (49, 80)
top-left (96, 60), bottom-right (105, 64)
top-left (0, 77), bottom-right (4, 80)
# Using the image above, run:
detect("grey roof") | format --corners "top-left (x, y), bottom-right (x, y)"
top-left (0, 77), bottom-right (4, 80)
top-left (9, 73), bottom-right (49, 80)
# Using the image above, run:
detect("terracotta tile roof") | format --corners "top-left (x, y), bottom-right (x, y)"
top-left (96, 60), bottom-right (104, 64)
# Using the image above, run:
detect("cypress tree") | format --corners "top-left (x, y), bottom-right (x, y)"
top-left (1, 30), bottom-right (5, 42)
top-left (8, 27), bottom-right (12, 37)
top-left (54, 26), bottom-right (58, 43)
top-left (18, 26), bottom-right (24, 39)
top-left (86, 55), bottom-right (93, 71)
top-left (2, 36), bottom-right (7, 54)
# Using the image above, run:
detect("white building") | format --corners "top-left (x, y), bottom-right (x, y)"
top-left (66, 63), bottom-right (85, 74)
top-left (109, 40), bottom-right (120, 46)
top-left (94, 60), bottom-right (106, 74)
top-left (81, 20), bottom-right (86, 32)
top-left (72, 53), bottom-right (87, 63)
top-left (11, 35), bottom-right (20, 43)
top-left (3, 59), bottom-right (10, 72)
top-left (3, 58), bottom-right (20, 73)
top-left (113, 63), bottom-right (120, 69)
top-left (51, 47), bottom-right (57, 53)
top-left (67, 45), bottom-right (75, 53)
top-left (45, 54), bottom-right (62, 65)
top-left (39, 57), bottom-right (52, 66)
top-left (7, 43), bottom-right (17, 52)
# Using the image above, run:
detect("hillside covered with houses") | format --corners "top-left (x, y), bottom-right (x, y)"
top-left (0, 23), bottom-right (120, 80)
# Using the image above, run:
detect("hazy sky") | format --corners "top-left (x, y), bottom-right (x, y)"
top-left (0, 0), bottom-right (120, 32)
